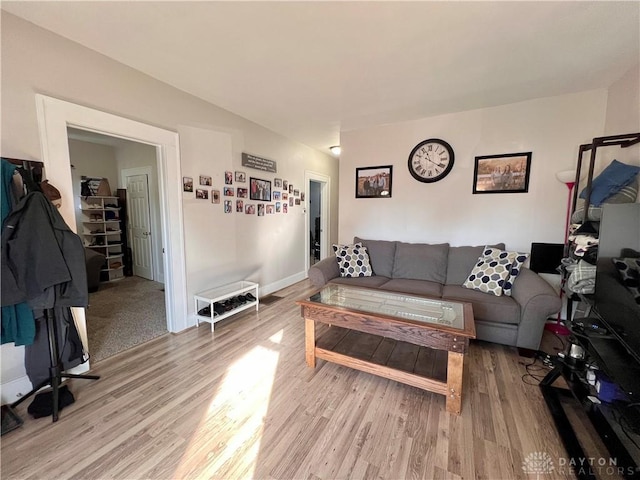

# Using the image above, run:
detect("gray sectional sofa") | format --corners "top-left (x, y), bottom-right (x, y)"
top-left (308, 237), bottom-right (562, 352)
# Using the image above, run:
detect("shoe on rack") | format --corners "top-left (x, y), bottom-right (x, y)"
top-left (245, 293), bottom-right (256, 302)
top-left (213, 303), bottom-right (226, 316)
top-left (198, 306), bottom-right (211, 317)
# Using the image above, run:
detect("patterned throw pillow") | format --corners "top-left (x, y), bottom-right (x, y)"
top-left (463, 256), bottom-right (513, 296)
top-left (481, 247), bottom-right (529, 296)
top-left (333, 242), bottom-right (373, 278)
top-left (612, 257), bottom-right (640, 304)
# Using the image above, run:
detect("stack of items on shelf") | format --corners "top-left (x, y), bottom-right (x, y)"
top-left (565, 159), bottom-right (640, 296)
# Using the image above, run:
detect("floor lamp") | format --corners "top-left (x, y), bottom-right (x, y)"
top-left (545, 169), bottom-right (575, 335)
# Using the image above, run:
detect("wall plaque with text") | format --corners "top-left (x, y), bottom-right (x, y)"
top-left (242, 153), bottom-right (277, 173)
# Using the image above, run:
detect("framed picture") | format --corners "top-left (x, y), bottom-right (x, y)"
top-left (283, 180), bottom-right (288, 190)
top-left (275, 202), bottom-right (281, 212)
top-left (235, 171), bottom-right (246, 183)
top-left (237, 187), bottom-right (248, 198)
top-left (195, 188), bottom-right (208, 199)
top-left (223, 186), bottom-right (234, 197)
top-left (274, 178), bottom-right (283, 188)
top-left (288, 184), bottom-right (293, 194)
top-left (211, 189), bottom-right (220, 204)
top-left (224, 200), bottom-right (232, 213)
top-left (199, 175), bottom-right (212, 186)
top-left (250, 177), bottom-right (271, 201)
top-left (293, 189), bottom-right (299, 197)
top-left (183, 176), bottom-right (193, 192)
top-left (266, 205), bottom-right (274, 214)
top-left (245, 204), bottom-right (255, 215)
top-left (282, 192), bottom-right (288, 201)
top-left (273, 191), bottom-right (281, 200)
top-left (301, 192), bottom-right (305, 201)
top-left (283, 203), bottom-right (288, 213)
top-left (472, 152), bottom-right (532, 194)
top-left (257, 204), bottom-right (265, 216)
top-left (225, 171), bottom-right (233, 185)
top-left (236, 200), bottom-right (244, 212)
top-left (355, 165), bottom-right (393, 198)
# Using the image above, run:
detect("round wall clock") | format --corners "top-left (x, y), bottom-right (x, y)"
top-left (407, 138), bottom-right (455, 183)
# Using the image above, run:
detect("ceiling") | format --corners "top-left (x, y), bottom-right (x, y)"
top-left (3, 1), bottom-right (639, 154)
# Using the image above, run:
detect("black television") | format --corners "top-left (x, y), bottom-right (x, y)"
top-left (585, 204), bottom-right (640, 398)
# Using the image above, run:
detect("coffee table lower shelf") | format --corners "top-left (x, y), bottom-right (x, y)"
top-left (309, 325), bottom-right (463, 413)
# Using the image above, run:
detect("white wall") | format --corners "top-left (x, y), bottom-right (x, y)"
top-left (603, 63), bottom-right (640, 169)
top-left (68, 139), bottom-right (119, 234)
top-left (339, 90), bottom-right (608, 251)
top-left (0, 13), bottom-right (338, 400)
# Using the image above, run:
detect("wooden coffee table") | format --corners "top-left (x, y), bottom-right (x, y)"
top-left (297, 284), bottom-right (476, 414)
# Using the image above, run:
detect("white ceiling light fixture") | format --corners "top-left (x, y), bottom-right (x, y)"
top-left (329, 146), bottom-right (341, 156)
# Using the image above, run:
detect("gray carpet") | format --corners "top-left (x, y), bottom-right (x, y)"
top-left (86, 276), bottom-right (168, 363)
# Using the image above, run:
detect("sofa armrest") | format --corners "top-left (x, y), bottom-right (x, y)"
top-left (511, 268), bottom-right (562, 350)
top-left (308, 256), bottom-right (340, 287)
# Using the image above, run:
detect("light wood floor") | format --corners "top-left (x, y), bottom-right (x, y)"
top-left (1, 280), bottom-right (609, 479)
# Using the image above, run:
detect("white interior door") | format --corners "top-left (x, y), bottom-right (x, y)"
top-left (127, 174), bottom-right (154, 280)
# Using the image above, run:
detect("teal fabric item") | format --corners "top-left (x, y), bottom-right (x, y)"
top-left (579, 160), bottom-right (640, 207)
top-left (1, 159), bottom-right (35, 346)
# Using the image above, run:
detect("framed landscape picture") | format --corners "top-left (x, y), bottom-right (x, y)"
top-left (473, 152), bottom-right (532, 194)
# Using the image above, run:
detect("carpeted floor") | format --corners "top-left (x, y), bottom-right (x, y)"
top-left (86, 276), bottom-right (168, 363)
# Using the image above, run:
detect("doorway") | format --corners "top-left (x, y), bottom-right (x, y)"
top-left (36, 94), bottom-right (187, 373)
top-left (305, 171), bottom-right (330, 271)
top-left (68, 129), bottom-right (168, 361)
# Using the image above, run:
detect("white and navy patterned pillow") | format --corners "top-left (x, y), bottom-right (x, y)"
top-left (612, 257), bottom-right (640, 304)
top-left (481, 247), bottom-right (529, 296)
top-left (333, 242), bottom-right (373, 278)
top-left (462, 256), bottom-right (513, 296)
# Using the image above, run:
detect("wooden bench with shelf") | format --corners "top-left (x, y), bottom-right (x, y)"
top-left (194, 281), bottom-right (259, 332)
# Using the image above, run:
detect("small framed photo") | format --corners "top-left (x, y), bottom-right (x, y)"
top-left (199, 175), bottom-right (212, 186)
top-left (472, 152), bottom-right (532, 194)
top-left (282, 193), bottom-right (288, 201)
top-left (196, 188), bottom-right (208, 199)
top-left (237, 187), bottom-right (248, 198)
top-left (250, 177), bottom-right (272, 201)
top-left (224, 186), bottom-right (234, 196)
top-left (283, 180), bottom-right (289, 190)
top-left (235, 171), bottom-right (246, 183)
top-left (301, 192), bottom-right (305, 201)
top-left (275, 202), bottom-right (281, 212)
top-left (273, 191), bottom-right (281, 200)
top-left (223, 200), bottom-right (232, 213)
top-left (283, 203), bottom-right (288, 213)
top-left (183, 177), bottom-right (193, 192)
top-left (257, 204), bottom-right (265, 216)
top-left (211, 189), bottom-right (220, 204)
top-left (274, 178), bottom-right (283, 188)
top-left (289, 197), bottom-right (294, 207)
top-left (236, 199), bottom-right (244, 212)
top-left (225, 171), bottom-right (233, 185)
top-left (356, 165), bottom-right (393, 198)
top-left (288, 184), bottom-right (293, 194)
top-left (245, 204), bottom-right (256, 215)
top-left (293, 189), bottom-right (300, 197)
top-left (295, 198), bottom-right (300, 205)
top-left (266, 205), bottom-right (274, 214)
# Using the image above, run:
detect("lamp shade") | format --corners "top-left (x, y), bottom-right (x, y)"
top-left (555, 169), bottom-right (575, 184)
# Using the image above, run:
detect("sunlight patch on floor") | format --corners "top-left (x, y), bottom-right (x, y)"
top-left (173, 344), bottom-right (280, 479)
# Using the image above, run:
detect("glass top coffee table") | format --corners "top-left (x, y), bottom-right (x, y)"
top-left (297, 284), bottom-right (476, 414)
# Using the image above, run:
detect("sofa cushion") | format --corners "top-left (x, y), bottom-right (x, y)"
top-left (462, 256), bottom-right (513, 296)
top-left (333, 242), bottom-right (373, 278)
top-left (354, 237), bottom-right (396, 277)
top-left (442, 285), bottom-right (520, 325)
top-left (392, 242), bottom-right (449, 283)
top-left (480, 247), bottom-right (529, 296)
top-left (378, 278), bottom-right (443, 298)
top-left (329, 276), bottom-right (391, 288)
top-left (445, 243), bottom-right (505, 285)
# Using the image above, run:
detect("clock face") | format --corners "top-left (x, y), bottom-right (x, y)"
top-left (408, 138), bottom-right (455, 183)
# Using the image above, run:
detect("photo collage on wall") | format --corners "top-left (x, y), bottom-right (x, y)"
top-left (182, 169), bottom-right (303, 216)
